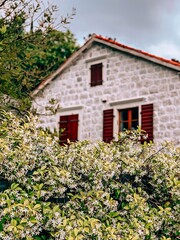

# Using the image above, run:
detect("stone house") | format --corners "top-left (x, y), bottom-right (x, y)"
top-left (32, 34), bottom-right (180, 144)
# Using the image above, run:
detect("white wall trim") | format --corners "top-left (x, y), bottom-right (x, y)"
top-left (58, 105), bottom-right (83, 112)
top-left (85, 55), bottom-right (107, 63)
top-left (109, 97), bottom-right (145, 106)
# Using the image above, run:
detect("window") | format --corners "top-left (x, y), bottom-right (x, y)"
top-left (119, 107), bottom-right (139, 131)
top-left (59, 114), bottom-right (78, 145)
top-left (90, 63), bottom-right (103, 86)
top-left (103, 104), bottom-right (153, 143)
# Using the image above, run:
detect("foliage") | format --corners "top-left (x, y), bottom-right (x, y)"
top-left (0, 0), bottom-right (78, 110)
top-left (24, 29), bottom-right (78, 91)
top-left (0, 111), bottom-right (179, 239)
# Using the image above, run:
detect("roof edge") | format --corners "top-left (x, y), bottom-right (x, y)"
top-left (95, 35), bottom-right (180, 70)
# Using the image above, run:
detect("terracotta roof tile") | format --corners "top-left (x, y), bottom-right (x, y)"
top-left (95, 35), bottom-right (180, 67)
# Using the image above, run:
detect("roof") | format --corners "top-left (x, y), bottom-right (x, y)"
top-left (32, 34), bottom-right (180, 97)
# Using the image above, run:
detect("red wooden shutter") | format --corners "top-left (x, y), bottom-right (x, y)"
top-left (59, 115), bottom-right (69, 145)
top-left (141, 104), bottom-right (153, 142)
top-left (96, 63), bottom-right (102, 84)
top-left (91, 63), bottom-right (102, 86)
top-left (103, 109), bottom-right (114, 143)
top-left (91, 64), bottom-right (96, 86)
top-left (69, 114), bottom-right (78, 142)
top-left (59, 114), bottom-right (78, 145)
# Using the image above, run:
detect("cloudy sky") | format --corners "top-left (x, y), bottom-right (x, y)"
top-left (51, 0), bottom-right (180, 60)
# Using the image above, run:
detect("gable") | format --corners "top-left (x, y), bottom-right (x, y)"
top-left (31, 34), bottom-right (180, 97)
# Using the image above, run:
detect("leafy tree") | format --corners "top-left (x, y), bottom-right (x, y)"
top-left (0, 111), bottom-right (179, 239)
top-left (0, 0), bottom-right (78, 110)
top-left (23, 29), bottom-right (78, 92)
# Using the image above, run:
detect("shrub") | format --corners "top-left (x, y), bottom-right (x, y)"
top-left (0, 111), bottom-right (179, 239)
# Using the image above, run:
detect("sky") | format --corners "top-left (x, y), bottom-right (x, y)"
top-left (50, 0), bottom-right (180, 60)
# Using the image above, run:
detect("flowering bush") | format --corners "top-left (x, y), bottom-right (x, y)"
top-left (0, 111), bottom-right (179, 239)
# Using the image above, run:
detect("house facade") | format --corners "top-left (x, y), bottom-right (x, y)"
top-left (32, 34), bottom-right (180, 144)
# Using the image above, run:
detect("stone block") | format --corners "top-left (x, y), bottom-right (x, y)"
top-left (77, 77), bottom-right (82, 82)
top-left (104, 87), bottom-right (113, 94)
top-left (86, 99), bottom-right (93, 106)
top-left (139, 89), bottom-right (149, 95)
top-left (149, 87), bottom-right (158, 94)
top-left (161, 116), bottom-right (169, 122)
top-left (80, 93), bottom-right (89, 99)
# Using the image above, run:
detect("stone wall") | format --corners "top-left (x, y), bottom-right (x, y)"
top-left (33, 42), bottom-right (180, 144)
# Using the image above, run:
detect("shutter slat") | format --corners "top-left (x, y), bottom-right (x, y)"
top-left (141, 104), bottom-right (153, 142)
top-left (103, 109), bottom-right (114, 143)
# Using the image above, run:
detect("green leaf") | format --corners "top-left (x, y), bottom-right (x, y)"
top-left (11, 183), bottom-right (20, 190)
top-left (34, 204), bottom-right (41, 211)
top-left (6, 225), bottom-right (14, 231)
top-left (109, 211), bottom-right (120, 218)
top-left (73, 228), bottom-right (79, 237)
top-left (11, 219), bottom-right (17, 227)
top-left (0, 25), bottom-right (7, 34)
top-left (17, 224), bottom-right (24, 230)
top-left (0, 217), bottom-right (6, 231)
